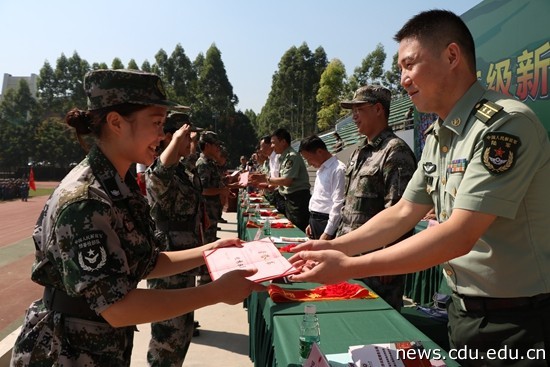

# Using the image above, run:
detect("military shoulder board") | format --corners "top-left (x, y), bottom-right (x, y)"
top-left (474, 99), bottom-right (503, 126)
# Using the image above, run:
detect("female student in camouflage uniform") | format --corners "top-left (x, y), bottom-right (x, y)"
top-left (144, 112), bottom-right (204, 366)
top-left (10, 69), bottom-right (263, 367)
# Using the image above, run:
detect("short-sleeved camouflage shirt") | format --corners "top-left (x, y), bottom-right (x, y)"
top-left (337, 128), bottom-right (417, 236)
top-left (11, 145), bottom-right (161, 366)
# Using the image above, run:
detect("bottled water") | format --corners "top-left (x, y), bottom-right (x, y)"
top-left (254, 203), bottom-right (261, 220)
top-left (263, 216), bottom-right (271, 236)
top-left (299, 304), bottom-right (320, 362)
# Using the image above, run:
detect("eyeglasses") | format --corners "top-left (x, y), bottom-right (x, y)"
top-left (351, 103), bottom-right (377, 114)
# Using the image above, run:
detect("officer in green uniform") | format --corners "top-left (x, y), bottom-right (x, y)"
top-left (337, 85), bottom-right (417, 311)
top-left (263, 128), bottom-right (311, 232)
top-left (145, 112), bottom-right (204, 366)
top-left (289, 10), bottom-right (550, 367)
top-left (9, 69), bottom-right (264, 367)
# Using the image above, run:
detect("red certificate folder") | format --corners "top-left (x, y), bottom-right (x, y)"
top-left (203, 238), bottom-right (300, 283)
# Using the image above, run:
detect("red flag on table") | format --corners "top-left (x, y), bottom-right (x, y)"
top-left (29, 167), bottom-right (36, 191)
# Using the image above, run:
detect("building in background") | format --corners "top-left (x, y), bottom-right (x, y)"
top-left (0, 73), bottom-right (38, 102)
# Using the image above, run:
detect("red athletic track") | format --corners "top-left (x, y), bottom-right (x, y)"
top-left (0, 183), bottom-right (55, 335)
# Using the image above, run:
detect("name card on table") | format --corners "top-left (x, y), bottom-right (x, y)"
top-left (303, 343), bottom-right (331, 367)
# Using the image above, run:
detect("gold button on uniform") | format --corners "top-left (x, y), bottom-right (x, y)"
top-left (441, 177), bottom-right (447, 185)
top-left (445, 268), bottom-right (453, 276)
top-left (440, 211), bottom-right (447, 219)
top-left (442, 146), bottom-right (449, 153)
top-left (451, 118), bottom-right (461, 126)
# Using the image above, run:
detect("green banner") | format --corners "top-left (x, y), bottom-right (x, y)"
top-left (463, 0), bottom-right (550, 134)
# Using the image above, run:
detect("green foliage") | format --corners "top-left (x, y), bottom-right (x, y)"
top-left (127, 59), bottom-right (140, 70)
top-left (1, 41), bottom-right (404, 177)
top-left (384, 52), bottom-right (405, 95)
top-left (111, 57), bottom-right (124, 69)
top-left (316, 59), bottom-right (347, 131)
top-left (257, 43), bottom-right (327, 140)
top-left (33, 117), bottom-right (84, 167)
top-left (351, 43), bottom-right (387, 87)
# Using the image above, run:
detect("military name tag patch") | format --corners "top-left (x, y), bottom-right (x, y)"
top-left (482, 132), bottom-right (521, 175)
top-left (75, 230), bottom-right (108, 272)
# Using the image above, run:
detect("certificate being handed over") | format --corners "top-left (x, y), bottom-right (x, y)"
top-left (203, 238), bottom-right (300, 283)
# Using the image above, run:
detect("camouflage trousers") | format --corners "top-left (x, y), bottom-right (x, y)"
top-left (10, 300), bottom-right (134, 367)
top-left (147, 273), bottom-right (196, 367)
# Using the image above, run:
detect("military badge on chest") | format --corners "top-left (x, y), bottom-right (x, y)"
top-left (423, 162), bottom-right (436, 174)
top-left (74, 230), bottom-right (108, 272)
top-left (482, 132), bottom-right (521, 175)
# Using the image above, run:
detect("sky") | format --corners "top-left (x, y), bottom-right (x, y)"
top-left (0, 0), bottom-right (481, 113)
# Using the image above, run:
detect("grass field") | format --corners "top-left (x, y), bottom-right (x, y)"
top-left (29, 187), bottom-right (55, 197)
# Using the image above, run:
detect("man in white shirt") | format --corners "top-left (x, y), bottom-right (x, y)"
top-left (299, 135), bottom-right (345, 240)
top-left (257, 135), bottom-right (285, 213)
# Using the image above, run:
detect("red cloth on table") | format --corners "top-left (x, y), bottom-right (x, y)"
top-left (268, 282), bottom-right (377, 302)
top-left (278, 244), bottom-right (298, 253)
top-left (246, 221), bottom-right (294, 228)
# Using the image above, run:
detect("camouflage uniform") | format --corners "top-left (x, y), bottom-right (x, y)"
top-left (195, 151), bottom-right (222, 283)
top-left (196, 152), bottom-right (222, 243)
top-left (337, 128), bottom-right (417, 310)
top-left (144, 155), bottom-right (204, 367)
top-left (10, 145), bottom-right (161, 367)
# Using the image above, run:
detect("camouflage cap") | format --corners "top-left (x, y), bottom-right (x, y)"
top-left (200, 131), bottom-right (221, 145)
top-left (84, 69), bottom-right (190, 111)
top-left (164, 111), bottom-right (190, 133)
top-left (340, 85), bottom-right (391, 109)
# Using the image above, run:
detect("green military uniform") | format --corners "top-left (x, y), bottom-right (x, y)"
top-left (11, 145), bottom-right (161, 366)
top-left (145, 155), bottom-right (204, 367)
top-left (403, 82), bottom-right (550, 365)
top-left (278, 146), bottom-right (311, 232)
top-left (337, 128), bottom-right (417, 310)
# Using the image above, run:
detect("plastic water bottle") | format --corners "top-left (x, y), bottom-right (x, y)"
top-left (263, 216), bottom-right (271, 236)
top-left (299, 304), bottom-right (320, 362)
top-left (254, 203), bottom-right (261, 220)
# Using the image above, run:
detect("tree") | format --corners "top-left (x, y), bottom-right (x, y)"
top-left (151, 49), bottom-right (169, 79)
top-left (37, 61), bottom-right (57, 109)
top-left (193, 44), bottom-right (237, 132)
top-left (127, 59), bottom-right (139, 70)
top-left (141, 60), bottom-right (152, 72)
top-left (221, 111), bottom-right (257, 167)
top-left (39, 52), bottom-right (90, 114)
top-left (91, 62), bottom-right (109, 70)
top-left (349, 43), bottom-right (387, 93)
top-left (33, 117), bottom-right (84, 168)
top-left (316, 59), bottom-right (347, 131)
top-left (111, 57), bottom-right (124, 69)
top-left (0, 82), bottom-right (40, 169)
top-left (384, 52), bottom-right (405, 95)
top-left (257, 43), bottom-right (327, 139)
top-left (165, 44), bottom-right (197, 106)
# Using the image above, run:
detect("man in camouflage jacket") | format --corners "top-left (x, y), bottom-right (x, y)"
top-left (195, 131), bottom-right (229, 285)
top-left (337, 85), bottom-right (417, 310)
top-left (145, 112), bottom-right (204, 366)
